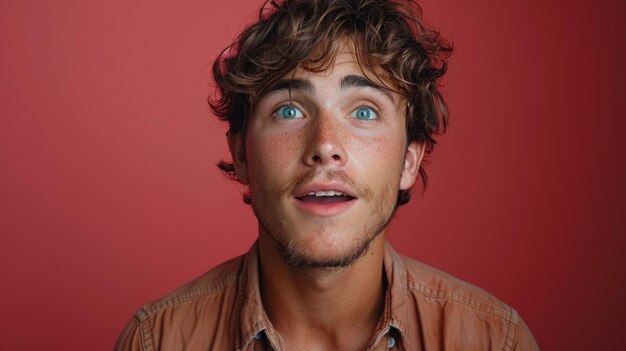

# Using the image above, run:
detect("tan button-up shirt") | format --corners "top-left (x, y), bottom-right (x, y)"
top-left (116, 241), bottom-right (539, 350)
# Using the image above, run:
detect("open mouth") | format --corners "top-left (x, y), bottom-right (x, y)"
top-left (295, 191), bottom-right (355, 204)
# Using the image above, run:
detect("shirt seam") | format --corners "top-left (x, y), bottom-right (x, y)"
top-left (135, 274), bottom-right (239, 321)
top-left (407, 283), bottom-right (518, 324)
top-left (502, 312), bottom-right (519, 351)
top-left (140, 312), bottom-right (154, 351)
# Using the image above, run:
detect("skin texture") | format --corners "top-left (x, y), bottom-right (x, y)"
top-left (229, 42), bottom-right (424, 350)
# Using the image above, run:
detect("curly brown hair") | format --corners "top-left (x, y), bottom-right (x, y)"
top-left (209, 0), bottom-right (452, 206)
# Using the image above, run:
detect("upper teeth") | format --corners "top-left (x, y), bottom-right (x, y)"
top-left (306, 191), bottom-right (346, 197)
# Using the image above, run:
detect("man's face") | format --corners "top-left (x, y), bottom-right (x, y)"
top-left (231, 42), bottom-right (423, 268)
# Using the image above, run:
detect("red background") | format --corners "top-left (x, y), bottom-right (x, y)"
top-left (1, 0), bottom-right (624, 349)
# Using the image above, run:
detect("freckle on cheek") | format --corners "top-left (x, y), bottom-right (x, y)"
top-left (255, 136), bottom-right (297, 168)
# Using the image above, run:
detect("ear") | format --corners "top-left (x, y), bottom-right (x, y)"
top-left (227, 131), bottom-right (249, 184)
top-left (400, 141), bottom-right (425, 190)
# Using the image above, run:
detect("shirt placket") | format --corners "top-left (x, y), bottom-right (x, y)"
top-left (367, 326), bottom-right (403, 351)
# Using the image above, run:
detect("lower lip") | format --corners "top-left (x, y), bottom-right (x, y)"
top-left (292, 197), bottom-right (357, 217)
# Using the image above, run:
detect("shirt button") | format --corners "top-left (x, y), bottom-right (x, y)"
top-left (387, 336), bottom-right (396, 349)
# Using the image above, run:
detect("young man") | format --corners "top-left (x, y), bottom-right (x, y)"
top-left (116, 0), bottom-right (539, 350)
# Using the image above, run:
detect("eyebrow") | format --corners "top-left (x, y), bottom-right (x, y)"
top-left (261, 75), bottom-right (395, 103)
top-left (340, 75), bottom-right (396, 103)
top-left (263, 78), bottom-right (314, 96)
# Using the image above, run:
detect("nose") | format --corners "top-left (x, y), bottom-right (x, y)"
top-left (302, 113), bottom-right (347, 167)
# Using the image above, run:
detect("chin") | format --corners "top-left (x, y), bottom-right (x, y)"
top-left (273, 227), bottom-right (380, 269)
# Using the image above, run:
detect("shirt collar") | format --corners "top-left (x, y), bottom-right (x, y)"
top-left (236, 242), bottom-right (275, 350)
top-left (382, 239), bottom-right (411, 348)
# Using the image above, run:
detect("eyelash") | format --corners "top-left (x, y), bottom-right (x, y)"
top-left (272, 104), bottom-right (305, 119)
top-left (270, 102), bottom-right (382, 121)
top-left (350, 103), bottom-right (381, 121)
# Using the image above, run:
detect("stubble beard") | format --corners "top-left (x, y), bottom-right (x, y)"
top-left (251, 169), bottom-right (400, 271)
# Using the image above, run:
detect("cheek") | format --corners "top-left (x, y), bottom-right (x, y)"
top-left (246, 131), bottom-right (301, 180)
top-left (354, 134), bottom-right (406, 175)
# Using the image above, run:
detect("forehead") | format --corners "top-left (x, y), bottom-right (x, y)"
top-left (258, 41), bottom-right (401, 106)
top-left (293, 40), bottom-right (394, 88)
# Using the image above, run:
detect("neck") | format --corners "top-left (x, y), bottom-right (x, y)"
top-left (258, 232), bottom-right (387, 351)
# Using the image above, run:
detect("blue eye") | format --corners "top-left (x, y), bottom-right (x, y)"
top-left (352, 106), bottom-right (378, 120)
top-left (274, 105), bottom-right (303, 119)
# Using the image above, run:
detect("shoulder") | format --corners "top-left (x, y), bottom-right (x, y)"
top-left (398, 255), bottom-right (539, 350)
top-left (402, 255), bottom-right (516, 321)
top-left (115, 255), bottom-right (245, 351)
top-left (135, 255), bottom-right (243, 322)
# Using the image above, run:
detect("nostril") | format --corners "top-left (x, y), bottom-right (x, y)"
top-left (307, 151), bottom-right (344, 165)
